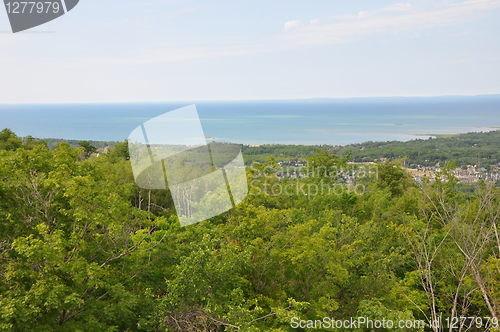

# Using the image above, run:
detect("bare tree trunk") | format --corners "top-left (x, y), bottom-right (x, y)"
top-left (471, 262), bottom-right (498, 318)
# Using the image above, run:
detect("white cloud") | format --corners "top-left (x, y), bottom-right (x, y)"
top-left (280, 0), bottom-right (500, 45)
top-left (11, 0), bottom-right (497, 74)
top-left (284, 20), bottom-right (302, 31)
top-left (55, 0), bottom-right (500, 68)
top-left (357, 10), bottom-right (370, 18)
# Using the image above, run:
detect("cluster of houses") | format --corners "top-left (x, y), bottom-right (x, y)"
top-left (250, 156), bottom-right (500, 188)
top-left (409, 163), bottom-right (500, 183)
top-left (266, 161), bottom-right (377, 185)
top-left (272, 160), bottom-right (500, 185)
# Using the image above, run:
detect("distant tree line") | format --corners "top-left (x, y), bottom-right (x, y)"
top-left (242, 130), bottom-right (500, 167)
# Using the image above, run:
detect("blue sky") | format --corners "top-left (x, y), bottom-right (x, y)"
top-left (0, 0), bottom-right (499, 103)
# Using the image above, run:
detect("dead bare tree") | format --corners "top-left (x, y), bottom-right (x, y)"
top-left (417, 177), bottom-right (500, 329)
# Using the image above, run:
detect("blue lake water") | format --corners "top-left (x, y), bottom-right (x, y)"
top-left (1, 95), bottom-right (500, 145)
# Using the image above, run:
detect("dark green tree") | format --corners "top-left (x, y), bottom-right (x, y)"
top-left (0, 128), bottom-right (22, 151)
top-left (78, 140), bottom-right (97, 158)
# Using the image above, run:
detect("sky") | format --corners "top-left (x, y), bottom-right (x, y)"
top-left (0, 0), bottom-right (499, 103)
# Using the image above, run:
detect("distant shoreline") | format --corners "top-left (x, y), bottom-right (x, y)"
top-left (4, 96), bottom-right (500, 146)
top-left (30, 128), bottom-right (500, 149)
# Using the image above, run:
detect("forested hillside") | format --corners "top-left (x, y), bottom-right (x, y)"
top-left (337, 130), bottom-right (500, 167)
top-left (1, 128), bottom-right (499, 331)
top-left (242, 130), bottom-right (500, 167)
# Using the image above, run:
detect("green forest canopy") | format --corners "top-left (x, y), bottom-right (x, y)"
top-left (0, 128), bottom-right (499, 331)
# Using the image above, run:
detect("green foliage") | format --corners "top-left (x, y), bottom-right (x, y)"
top-left (78, 140), bottom-right (98, 158)
top-left (107, 140), bottom-right (130, 161)
top-left (22, 135), bottom-right (48, 150)
top-left (376, 160), bottom-right (412, 197)
top-left (0, 129), bottom-right (499, 331)
top-left (0, 128), bottom-right (22, 151)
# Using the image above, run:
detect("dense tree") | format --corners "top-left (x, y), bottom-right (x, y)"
top-left (78, 140), bottom-right (97, 158)
top-left (0, 129), bottom-right (499, 331)
top-left (0, 128), bottom-right (22, 151)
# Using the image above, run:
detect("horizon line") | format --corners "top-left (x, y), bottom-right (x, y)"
top-left (1, 93), bottom-right (500, 105)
